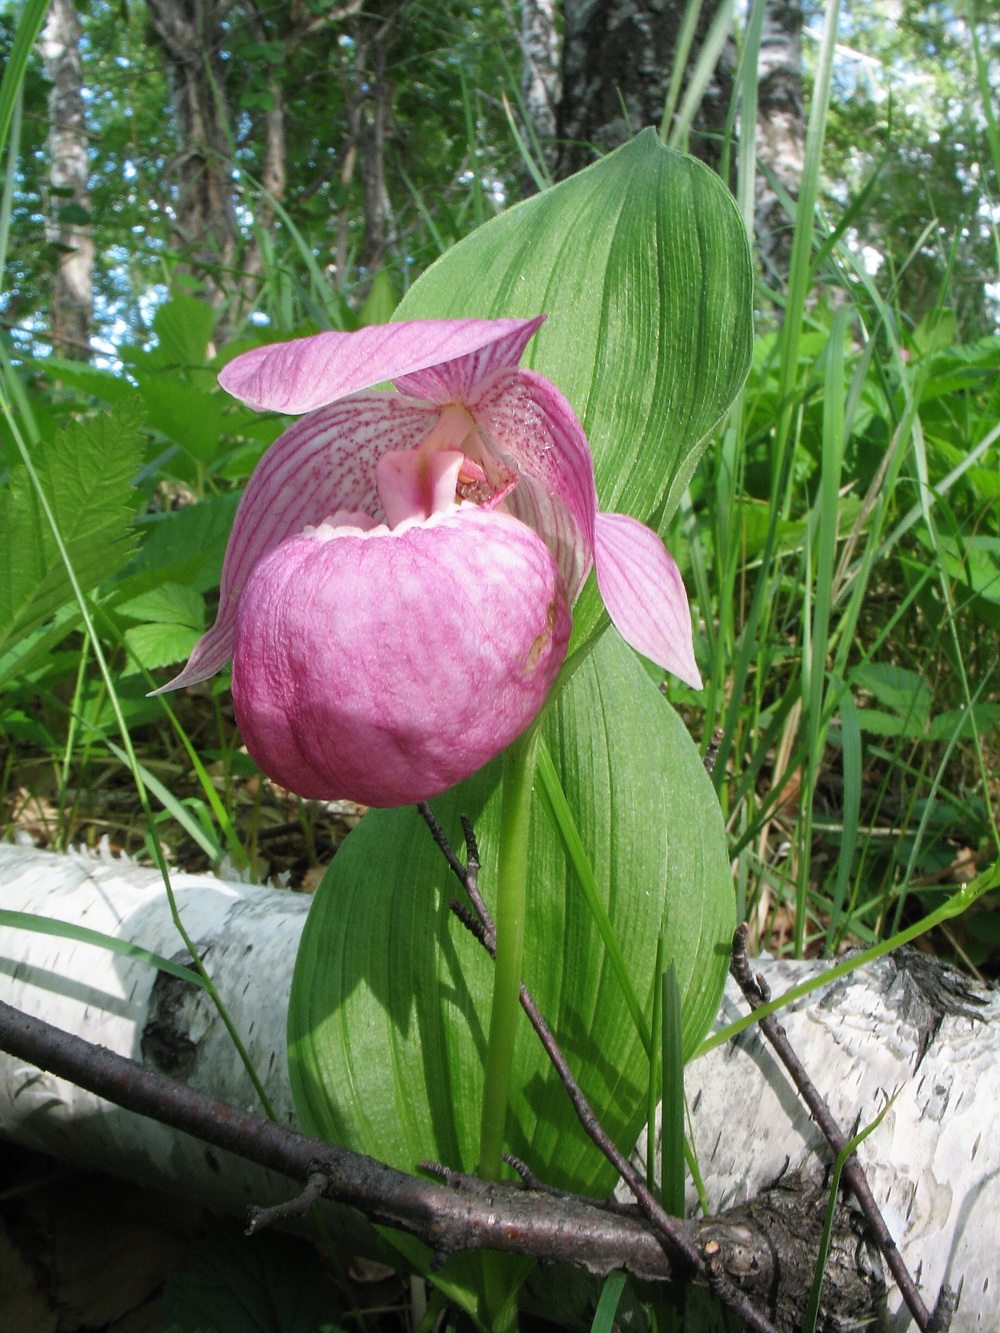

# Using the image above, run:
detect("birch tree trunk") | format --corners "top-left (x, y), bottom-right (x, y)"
top-left (555, 0), bottom-right (735, 179)
top-left (755, 0), bottom-right (805, 286)
top-left (0, 844), bottom-right (996, 1328)
top-left (518, 0), bottom-right (561, 175)
top-left (38, 0), bottom-right (94, 361)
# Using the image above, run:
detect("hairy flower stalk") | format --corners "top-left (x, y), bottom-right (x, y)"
top-left (159, 316), bottom-right (700, 807)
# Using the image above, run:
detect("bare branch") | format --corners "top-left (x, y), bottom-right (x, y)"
top-left (729, 922), bottom-right (952, 1331)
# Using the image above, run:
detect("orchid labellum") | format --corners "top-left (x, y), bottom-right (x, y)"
top-left (158, 317), bottom-right (701, 807)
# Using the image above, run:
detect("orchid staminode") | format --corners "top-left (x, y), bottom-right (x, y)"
top-left (158, 316), bottom-right (701, 807)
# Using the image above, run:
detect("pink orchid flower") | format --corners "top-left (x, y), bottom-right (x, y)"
top-left (158, 316), bottom-right (701, 807)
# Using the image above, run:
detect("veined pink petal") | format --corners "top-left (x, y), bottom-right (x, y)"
top-left (219, 318), bottom-right (544, 415)
top-left (470, 367), bottom-right (597, 597)
top-left (593, 512), bottom-right (702, 689)
top-left (231, 509), bottom-right (571, 807)
top-left (154, 393), bottom-right (436, 692)
top-left (393, 315), bottom-right (545, 404)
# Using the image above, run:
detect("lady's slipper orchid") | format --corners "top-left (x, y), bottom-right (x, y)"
top-left (158, 316), bottom-right (701, 807)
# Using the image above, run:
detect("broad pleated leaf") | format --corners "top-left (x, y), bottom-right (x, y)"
top-left (287, 631), bottom-right (734, 1197)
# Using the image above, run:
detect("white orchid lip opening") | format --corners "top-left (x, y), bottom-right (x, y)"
top-left (156, 315), bottom-right (702, 807)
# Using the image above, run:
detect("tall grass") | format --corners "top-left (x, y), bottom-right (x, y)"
top-left (665, 0), bottom-right (1000, 965)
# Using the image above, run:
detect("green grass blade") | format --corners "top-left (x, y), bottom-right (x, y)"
top-left (104, 741), bottom-right (226, 866)
top-left (459, 65), bottom-right (485, 229)
top-left (0, 910), bottom-right (208, 989)
top-left (801, 1091), bottom-right (898, 1333)
top-left (660, 960), bottom-right (686, 1217)
top-left (0, 84), bottom-right (21, 289)
top-left (647, 934), bottom-right (663, 1193)
top-left (589, 1271), bottom-right (627, 1333)
top-left (735, 0), bottom-right (766, 233)
top-left (0, 0), bottom-right (50, 163)
top-left (796, 305), bottom-right (850, 953)
top-left (970, 6), bottom-right (1000, 188)
top-left (667, 0), bottom-right (736, 154)
top-left (659, 0), bottom-right (705, 141)
top-left (697, 857), bottom-right (1000, 1058)
top-left (771, 0), bottom-right (842, 506)
top-left (535, 736), bottom-right (650, 1053)
top-left (826, 684), bottom-right (861, 948)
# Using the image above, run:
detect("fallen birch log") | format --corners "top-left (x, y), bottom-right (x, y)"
top-left (0, 842), bottom-right (995, 1328)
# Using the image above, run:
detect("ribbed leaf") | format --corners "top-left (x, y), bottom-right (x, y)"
top-left (287, 631), bottom-right (733, 1197)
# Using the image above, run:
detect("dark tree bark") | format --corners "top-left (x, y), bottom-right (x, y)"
top-left (145, 0), bottom-right (241, 333)
top-left (555, 0), bottom-right (735, 180)
top-left (38, 0), bottom-right (94, 360)
top-left (342, 5), bottom-right (401, 279)
top-left (755, 0), bottom-right (805, 286)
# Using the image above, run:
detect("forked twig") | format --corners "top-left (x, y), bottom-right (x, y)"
top-left (417, 803), bottom-right (781, 1333)
top-left (729, 922), bottom-right (955, 1333)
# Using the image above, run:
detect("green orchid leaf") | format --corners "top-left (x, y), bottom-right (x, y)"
top-left (287, 631), bottom-right (733, 1201)
top-left (395, 129), bottom-right (753, 539)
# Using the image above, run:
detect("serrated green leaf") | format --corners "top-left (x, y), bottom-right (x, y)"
top-left (138, 376), bottom-right (227, 464)
top-left (124, 620), bottom-right (203, 671)
top-left (118, 581), bottom-right (206, 628)
top-left (288, 632), bottom-right (733, 1202)
top-left (0, 402), bottom-right (144, 658)
top-left (33, 358), bottom-right (137, 408)
top-left (150, 293), bottom-right (215, 368)
top-left (851, 663), bottom-right (931, 720)
top-left (121, 491), bottom-right (242, 595)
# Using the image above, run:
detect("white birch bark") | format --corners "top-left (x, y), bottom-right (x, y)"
top-left (38, 0), bottom-right (94, 359)
top-left (754, 0), bottom-right (805, 284)
top-left (0, 844), bottom-right (996, 1327)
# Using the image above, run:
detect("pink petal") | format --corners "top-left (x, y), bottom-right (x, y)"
top-left (392, 316), bottom-right (545, 404)
top-left (469, 367), bottom-right (598, 597)
top-left (376, 449), bottom-right (465, 526)
top-left (219, 318), bottom-right (544, 415)
top-left (231, 509), bottom-right (571, 807)
top-left (593, 512), bottom-right (702, 689)
top-left (154, 393), bottom-right (436, 692)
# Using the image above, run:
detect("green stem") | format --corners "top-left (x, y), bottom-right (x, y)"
top-left (478, 724), bottom-right (541, 1181)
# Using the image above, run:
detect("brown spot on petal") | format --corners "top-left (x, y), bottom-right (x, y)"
top-left (525, 594), bottom-right (561, 672)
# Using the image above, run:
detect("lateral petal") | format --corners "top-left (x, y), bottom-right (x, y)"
top-left (593, 511), bottom-right (703, 689)
top-left (470, 366), bottom-right (597, 598)
top-left (154, 393), bottom-right (436, 692)
top-left (219, 318), bottom-right (544, 415)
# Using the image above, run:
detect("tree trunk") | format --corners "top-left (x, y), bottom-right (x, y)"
top-left (555, 0), bottom-right (735, 180)
top-left (0, 844), bottom-right (995, 1328)
top-left (755, 0), bottom-right (805, 286)
top-left (518, 0), bottom-right (561, 175)
top-left (38, 0), bottom-right (94, 361)
top-left (144, 0), bottom-right (242, 334)
top-left (344, 9), bottom-right (398, 279)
